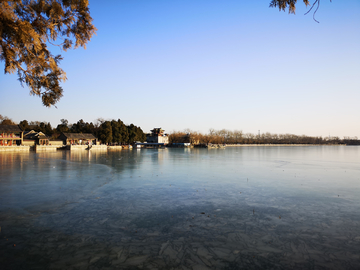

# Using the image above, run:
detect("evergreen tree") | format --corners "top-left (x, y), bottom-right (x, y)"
top-left (98, 121), bottom-right (112, 144)
top-left (0, 0), bottom-right (96, 106)
top-left (19, 120), bottom-right (30, 130)
top-left (111, 120), bottom-right (122, 144)
top-left (126, 124), bottom-right (146, 143)
top-left (56, 119), bottom-right (70, 133)
top-left (45, 122), bottom-right (53, 135)
top-left (118, 119), bottom-right (129, 144)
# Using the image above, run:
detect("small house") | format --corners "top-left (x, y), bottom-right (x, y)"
top-left (23, 130), bottom-right (49, 145)
top-left (59, 133), bottom-right (97, 145)
top-left (0, 125), bottom-right (23, 146)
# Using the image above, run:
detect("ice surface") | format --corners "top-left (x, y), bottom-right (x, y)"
top-left (0, 147), bottom-right (360, 269)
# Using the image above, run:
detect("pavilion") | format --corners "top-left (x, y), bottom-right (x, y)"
top-left (0, 125), bottom-right (23, 146)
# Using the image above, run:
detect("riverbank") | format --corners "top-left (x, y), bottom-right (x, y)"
top-left (226, 144), bottom-right (323, 147)
top-left (0, 146), bottom-right (30, 152)
top-left (225, 143), bottom-right (359, 146)
top-left (0, 143), bottom-right (355, 152)
top-left (0, 145), bottom-right (111, 152)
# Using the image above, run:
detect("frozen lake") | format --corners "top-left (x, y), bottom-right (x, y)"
top-left (1, 146), bottom-right (360, 269)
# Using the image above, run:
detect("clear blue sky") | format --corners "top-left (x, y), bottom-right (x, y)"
top-left (1, 0), bottom-right (359, 137)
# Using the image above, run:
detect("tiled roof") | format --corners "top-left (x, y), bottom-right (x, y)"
top-left (24, 131), bottom-right (47, 139)
top-left (62, 133), bottom-right (96, 140)
top-left (0, 125), bottom-right (22, 133)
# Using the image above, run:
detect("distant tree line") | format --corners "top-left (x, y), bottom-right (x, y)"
top-left (0, 115), bottom-right (16, 125)
top-left (0, 115), bottom-right (145, 145)
top-left (169, 129), bottom-right (360, 146)
top-left (1, 115), bottom-right (359, 145)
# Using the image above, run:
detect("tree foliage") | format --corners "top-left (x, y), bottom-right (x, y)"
top-left (97, 120), bottom-right (145, 144)
top-left (269, 0), bottom-right (331, 22)
top-left (56, 118), bottom-right (70, 133)
top-left (110, 119), bottom-right (129, 144)
top-left (0, 0), bottom-right (96, 106)
top-left (270, 0), bottom-right (311, 14)
top-left (70, 119), bottom-right (94, 133)
top-left (19, 119), bottom-right (54, 135)
top-left (169, 129), bottom-right (357, 145)
top-left (0, 114), bottom-right (16, 125)
top-left (19, 119), bottom-right (30, 130)
top-left (98, 121), bottom-right (113, 145)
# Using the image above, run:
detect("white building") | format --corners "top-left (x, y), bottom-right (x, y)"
top-left (146, 128), bottom-right (169, 144)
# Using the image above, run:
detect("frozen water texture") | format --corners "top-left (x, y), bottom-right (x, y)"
top-left (0, 146), bottom-right (360, 269)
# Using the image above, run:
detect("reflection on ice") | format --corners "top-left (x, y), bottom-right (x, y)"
top-left (0, 147), bottom-right (360, 269)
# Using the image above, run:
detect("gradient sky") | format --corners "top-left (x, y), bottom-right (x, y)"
top-left (1, 0), bottom-right (359, 137)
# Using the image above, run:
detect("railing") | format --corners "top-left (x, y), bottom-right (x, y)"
top-left (0, 135), bottom-right (21, 138)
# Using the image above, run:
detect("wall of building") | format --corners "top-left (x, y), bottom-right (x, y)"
top-left (108, 146), bottom-right (123, 150)
top-left (70, 145), bottom-right (108, 151)
top-left (0, 146), bottom-right (30, 152)
top-left (49, 140), bottom-right (64, 146)
top-left (146, 135), bottom-right (169, 144)
top-left (22, 140), bottom-right (35, 146)
top-left (158, 136), bottom-right (169, 144)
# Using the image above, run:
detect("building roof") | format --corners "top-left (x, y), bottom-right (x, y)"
top-left (0, 125), bottom-right (22, 133)
top-left (24, 130), bottom-right (47, 139)
top-left (62, 133), bottom-right (96, 140)
top-left (150, 127), bottom-right (165, 136)
top-left (24, 130), bottom-right (37, 135)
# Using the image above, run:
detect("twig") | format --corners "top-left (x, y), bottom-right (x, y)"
top-left (304, 0), bottom-right (321, 23)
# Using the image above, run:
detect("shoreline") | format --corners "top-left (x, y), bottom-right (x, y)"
top-left (0, 143), bottom-right (354, 152)
top-left (224, 144), bottom-right (343, 147)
